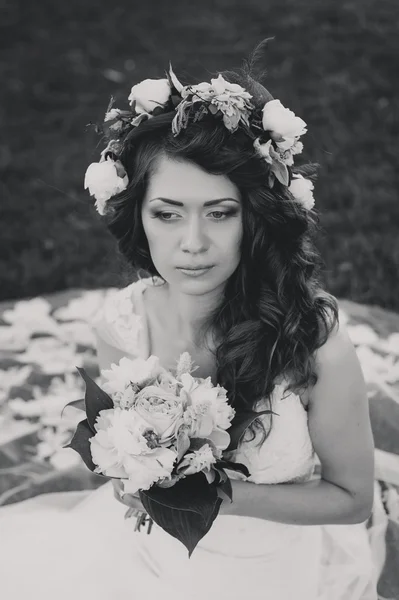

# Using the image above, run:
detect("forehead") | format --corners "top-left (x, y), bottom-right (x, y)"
top-left (144, 154), bottom-right (241, 203)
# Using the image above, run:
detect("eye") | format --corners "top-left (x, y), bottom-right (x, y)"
top-left (153, 211), bottom-right (178, 221)
top-left (152, 209), bottom-right (237, 222)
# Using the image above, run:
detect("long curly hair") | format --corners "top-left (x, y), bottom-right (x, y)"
top-left (100, 42), bottom-right (340, 447)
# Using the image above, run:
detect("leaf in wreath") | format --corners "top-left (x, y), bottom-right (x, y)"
top-left (76, 367), bottom-right (113, 434)
top-left (140, 472), bottom-right (222, 557)
top-left (63, 419), bottom-right (97, 472)
top-left (271, 159), bottom-right (289, 186)
top-left (207, 103), bottom-right (219, 115)
top-left (226, 408), bottom-right (277, 452)
top-left (167, 62), bottom-right (184, 94)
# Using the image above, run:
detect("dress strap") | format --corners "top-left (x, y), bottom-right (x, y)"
top-left (89, 280), bottom-right (145, 356)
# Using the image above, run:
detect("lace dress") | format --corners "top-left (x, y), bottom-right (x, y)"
top-left (0, 277), bottom-right (379, 600)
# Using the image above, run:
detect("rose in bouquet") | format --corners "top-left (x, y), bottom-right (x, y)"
top-left (63, 352), bottom-right (273, 556)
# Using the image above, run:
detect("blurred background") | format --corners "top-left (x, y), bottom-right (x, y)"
top-left (1, 0), bottom-right (399, 309)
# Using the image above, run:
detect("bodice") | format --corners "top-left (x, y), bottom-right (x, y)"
top-left (90, 276), bottom-right (317, 485)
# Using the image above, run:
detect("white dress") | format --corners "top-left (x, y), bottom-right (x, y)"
top-left (0, 277), bottom-right (379, 600)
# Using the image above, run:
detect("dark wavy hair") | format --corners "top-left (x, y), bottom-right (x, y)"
top-left (99, 41), bottom-right (339, 447)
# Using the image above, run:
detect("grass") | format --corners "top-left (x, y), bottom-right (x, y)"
top-left (1, 0), bottom-right (399, 308)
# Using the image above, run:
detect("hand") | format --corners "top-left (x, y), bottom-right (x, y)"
top-left (111, 478), bottom-right (147, 516)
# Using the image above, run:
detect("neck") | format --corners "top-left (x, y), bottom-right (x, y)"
top-left (163, 282), bottom-right (223, 348)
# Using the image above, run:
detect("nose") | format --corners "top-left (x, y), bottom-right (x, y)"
top-left (180, 216), bottom-right (209, 254)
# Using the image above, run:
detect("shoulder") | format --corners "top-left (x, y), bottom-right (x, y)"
top-left (298, 304), bottom-right (344, 409)
top-left (313, 310), bottom-right (353, 377)
top-left (90, 279), bottom-right (146, 354)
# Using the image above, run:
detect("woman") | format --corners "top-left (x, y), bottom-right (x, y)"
top-left (0, 43), bottom-right (378, 599)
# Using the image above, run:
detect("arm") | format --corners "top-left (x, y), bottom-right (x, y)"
top-left (222, 317), bottom-right (375, 525)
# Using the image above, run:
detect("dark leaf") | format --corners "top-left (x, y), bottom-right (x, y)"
top-left (215, 459), bottom-right (250, 478)
top-left (61, 398), bottom-right (86, 418)
top-left (63, 419), bottom-right (98, 473)
top-left (76, 367), bottom-right (113, 433)
top-left (140, 472), bottom-right (222, 557)
top-left (215, 468), bottom-right (233, 501)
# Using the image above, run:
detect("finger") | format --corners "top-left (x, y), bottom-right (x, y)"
top-left (111, 479), bottom-right (123, 494)
top-left (123, 494), bottom-right (143, 507)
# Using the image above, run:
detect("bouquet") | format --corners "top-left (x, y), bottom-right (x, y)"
top-left (63, 352), bottom-right (272, 556)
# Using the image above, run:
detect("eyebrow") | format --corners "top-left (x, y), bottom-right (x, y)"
top-left (149, 197), bottom-right (240, 207)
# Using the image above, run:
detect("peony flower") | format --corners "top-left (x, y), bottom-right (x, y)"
top-left (101, 355), bottom-right (163, 396)
top-left (121, 447), bottom-right (177, 495)
top-left (289, 174), bottom-right (315, 210)
top-left (84, 157), bottom-right (128, 214)
top-left (89, 407), bottom-right (177, 487)
top-left (177, 443), bottom-right (217, 476)
top-left (179, 373), bottom-right (234, 451)
top-left (134, 385), bottom-right (185, 444)
top-left (262, 99), bottom-right (307, 147)
top-left (128, 78), bottom-right (171, 114)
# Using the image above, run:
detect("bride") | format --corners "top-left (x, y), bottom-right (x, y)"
top-left (0, 42), bottom-right (379, 599)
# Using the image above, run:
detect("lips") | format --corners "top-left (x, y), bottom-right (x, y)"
top-left (178, 266), bottom-right (213, 270)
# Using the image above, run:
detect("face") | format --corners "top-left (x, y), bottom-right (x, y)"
top-left (141, 154), bottom-right (243, 294)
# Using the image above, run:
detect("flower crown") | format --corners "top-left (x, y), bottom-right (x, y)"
top-left (84, 64), bottom-right (315, 215)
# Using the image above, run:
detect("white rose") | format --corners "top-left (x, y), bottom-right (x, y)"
top-left (89, 408), bottom-right (177, 490)
top-left (128, 78), bottom-right (171, 114)
top-left (289, 174), bottom-right (315, 210)
top-left (134, 385), bottom-right (185, 444)
top-left (101, 355), bottom-right (163, 395)
top-left (262, 99), bottom-right (307, 143)
top-left (84, 157), bottom-right (128, 214)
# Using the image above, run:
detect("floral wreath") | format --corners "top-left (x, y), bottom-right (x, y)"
top-left (84, 63), bottom-right (315, 215)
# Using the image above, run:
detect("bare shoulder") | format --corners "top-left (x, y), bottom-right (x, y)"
top-left (307, 313), bottom-right (357, 409)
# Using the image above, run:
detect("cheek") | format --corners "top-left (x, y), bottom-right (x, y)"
top-left (141, 215), bottom-right (165, 250)
top-left (218, 220), bottom-right (243, 255)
